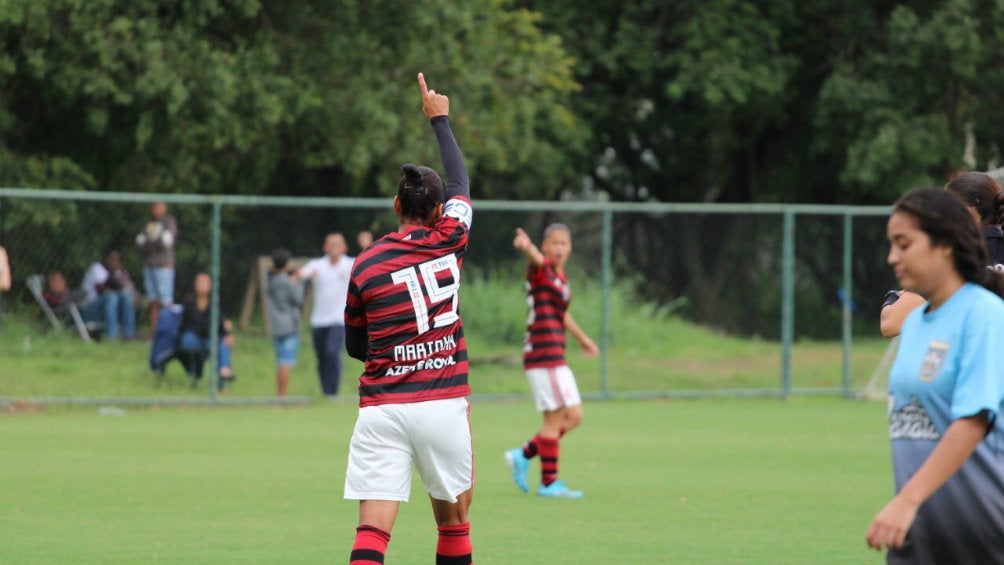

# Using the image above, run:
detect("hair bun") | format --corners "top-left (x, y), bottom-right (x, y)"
top-left (402, 164), bottom-right (423, 184)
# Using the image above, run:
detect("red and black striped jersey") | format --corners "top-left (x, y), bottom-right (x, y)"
top-left (345, 196), bottom-right (473, 407)
top-left (522, 259), bottom-right (571, 369)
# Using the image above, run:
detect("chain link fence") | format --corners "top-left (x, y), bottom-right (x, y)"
top-left (0, 189), bottom-right (894, 404)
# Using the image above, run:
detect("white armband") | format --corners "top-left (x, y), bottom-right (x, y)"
top-left (444, 198), bottom-right (473, 230)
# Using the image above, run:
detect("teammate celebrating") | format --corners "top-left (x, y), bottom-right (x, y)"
top-left (342, 73), bottom-right (474, 565)
top-left (505, 224), bottom-right (598, 498)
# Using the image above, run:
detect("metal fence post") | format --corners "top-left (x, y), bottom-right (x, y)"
top-left (842, 213), bottom-right (853, 398)
top-left (600, 209), bottom-right (612, 399)
top-left (781, 210), bottom-right (795, 399)
top-left (208, 199), bottom-right (222, 401)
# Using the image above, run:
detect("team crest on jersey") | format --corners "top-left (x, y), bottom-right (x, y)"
top-left (918, 340), bottom-right (949, 382)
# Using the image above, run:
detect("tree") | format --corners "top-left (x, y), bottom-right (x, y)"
top-left (0, 0), bottom-right (583, 198)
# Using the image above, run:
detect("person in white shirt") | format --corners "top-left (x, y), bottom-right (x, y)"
top-left (298, 232), bottom-right (354, 397)
top-left (82, 248), bottom-right (137, 340)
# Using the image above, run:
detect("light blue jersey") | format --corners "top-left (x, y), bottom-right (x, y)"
top-left (887, 282), bottom-right (1004, 564)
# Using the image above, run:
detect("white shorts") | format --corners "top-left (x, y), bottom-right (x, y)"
top-left (344, 397), bottom-right (473, 503)
top-left (526, 365), bottom-right (582, 412)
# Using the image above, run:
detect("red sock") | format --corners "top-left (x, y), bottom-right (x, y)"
top-left (436, 523), bottom-right (473, 565)
top-left (538, 436), bottom-right (559, 486)
top-left (522, 435), bottom-right (540, 459)
top-left (350, 525), bottom-right (390, 564)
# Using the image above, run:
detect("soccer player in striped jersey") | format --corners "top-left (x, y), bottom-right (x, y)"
top-left (341, 73), bottom-right (475, 565)
top-left (505, 224), bottom-right (598, 498)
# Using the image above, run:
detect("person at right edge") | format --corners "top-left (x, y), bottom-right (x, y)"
top-left (342, 73), bottom-right (475, 565)
top-left (880, 171), bottom-right (1004, 337)
top-left (865, 187), bottom-right (1004, 563)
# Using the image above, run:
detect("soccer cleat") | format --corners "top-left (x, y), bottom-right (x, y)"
top-left (505, 448), bottom-right (530, 493)
top-left (536, 480), bottom-right (583, 499)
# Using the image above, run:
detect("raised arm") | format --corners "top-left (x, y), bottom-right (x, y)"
top-left (513, 227), bottom-right (545, 267)
top-left (419, 73), bottom-right (469, 201)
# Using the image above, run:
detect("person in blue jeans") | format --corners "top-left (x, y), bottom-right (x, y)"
top-left (81, 248), bottom-right (137, 340)
top-left (178, 272), bottom-right (235, 390)
top-left (266, 248), bottom-right (305, 397)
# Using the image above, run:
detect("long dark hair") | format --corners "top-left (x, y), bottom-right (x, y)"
top-left (397, 164), bottom-right (444, 225)
top-left (945, 171), bottom-right (1004, 226)
top-left (894, 188), bottom-right (1004, 298)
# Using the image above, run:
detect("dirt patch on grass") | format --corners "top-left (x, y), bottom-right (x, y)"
top-left (1, 400), bottom-right (47, 414)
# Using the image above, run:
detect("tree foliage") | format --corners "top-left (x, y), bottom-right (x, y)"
top-left (0, 0), bottom-right (582, 197)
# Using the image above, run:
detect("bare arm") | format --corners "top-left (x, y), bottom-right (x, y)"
top-left (513, 227), bottom-right (544, 267)
top-left (564, 311), bottom-right (598, 357)
top-left (866, 414), bottom-right (988, 550)
top-left (879, 291), bottom-right (926, 338)
top-left (0, 246), bottom-right (10, 291)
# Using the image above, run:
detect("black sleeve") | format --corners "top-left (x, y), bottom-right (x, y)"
top-left (431, 116), bottom-right (469, 200)
top-left (345, 324), bottom-right (368, 361)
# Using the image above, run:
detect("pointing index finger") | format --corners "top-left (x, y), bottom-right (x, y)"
top-left (418, 72), bottom-right (429, 95)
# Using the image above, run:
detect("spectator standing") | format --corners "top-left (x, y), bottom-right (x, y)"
top-left (0, 244), bottom-right (9, 331)
top-left (298, 232), bottom-right (353, 397)
top-left (136, 201), bottom-right (177, 333)
top-left (81, 249), bottom-right (137, 340)
top-left (266, 249), bottom-right (306, 397)
top-left (356, 230), bottom-right (373, 253)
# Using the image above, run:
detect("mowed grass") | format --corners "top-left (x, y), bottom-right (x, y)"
top-left (1, 398), bottom-right (892, 565)
top-left (0, 309), bottom-right (892, 400)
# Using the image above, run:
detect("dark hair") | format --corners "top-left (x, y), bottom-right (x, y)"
top-left (271, 248), bottom-right (290, 270)
top-left (894, 188), bottom-right (1004, 298)
top-left (397, 164), bottom-right (444, 224)
top-left (944, 172), bottom-right (1004, 226)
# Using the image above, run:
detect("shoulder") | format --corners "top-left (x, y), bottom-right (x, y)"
top-left (966, 283), bottom-right (1004, 312)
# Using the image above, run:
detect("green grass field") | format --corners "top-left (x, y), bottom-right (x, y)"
top-left (2, 398), bottom-right (891, 565)
top-left (1, 279), bottom-right (897, 564)
top-left (0, 307), bottom-right (892, 400)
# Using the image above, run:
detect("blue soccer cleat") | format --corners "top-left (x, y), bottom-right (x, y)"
top-left (536, 480), bottom-right (583, 499)
top-left (505, 448), bottom-right (530, 493)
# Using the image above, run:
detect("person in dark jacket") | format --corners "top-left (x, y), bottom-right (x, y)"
top-left (178, 272), bottom-right (235, 390)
